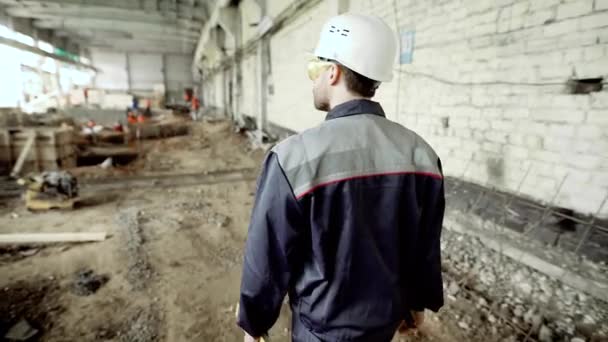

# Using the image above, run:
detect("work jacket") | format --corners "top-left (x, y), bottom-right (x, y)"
top-left (238, 99), bottom-right (445, 341)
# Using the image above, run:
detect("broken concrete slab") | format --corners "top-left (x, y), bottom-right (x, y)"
top-left (5, 319), bottom-right (38, 341)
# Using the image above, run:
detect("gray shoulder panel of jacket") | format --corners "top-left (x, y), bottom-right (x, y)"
top-left (272, 114), bottom-right (442, 199)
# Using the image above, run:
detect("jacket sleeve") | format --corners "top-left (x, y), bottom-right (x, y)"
top-left (237, 151), bottom-right (304, 337)
top-left (410, 158), bottom-right (445, 312)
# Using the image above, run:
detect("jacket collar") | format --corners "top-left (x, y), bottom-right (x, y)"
top-left (325, 99), bottom-right (386, 121)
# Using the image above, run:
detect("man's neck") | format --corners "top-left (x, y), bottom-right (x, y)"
top-left (329, 94), bottom-right (369, 111)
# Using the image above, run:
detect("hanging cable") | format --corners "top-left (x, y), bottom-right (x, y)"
top-left (396, 68), bottom-right (608, 87)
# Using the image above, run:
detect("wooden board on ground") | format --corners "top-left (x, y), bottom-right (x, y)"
top-left (0, 232), bottom-right (106, 244)
top-left (80, 146), bottom-right (138, 158)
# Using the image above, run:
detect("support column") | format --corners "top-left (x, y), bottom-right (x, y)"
top-left (330, 0), bottom-right (349, 15)
top-left (256, 0), bottom-right (269, 132)
top-left (54, 60), bottom-right (65, 108)
top-left (161, 54), bottom-right (169, 103)
top-left (125, 52), bottom-right (132, 92)
top-left (257, 38), bottom-right (269, 132)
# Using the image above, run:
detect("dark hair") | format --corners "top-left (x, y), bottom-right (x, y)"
top-left (339, 65), bottom-right (380, 98)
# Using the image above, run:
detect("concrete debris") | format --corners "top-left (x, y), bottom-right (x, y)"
top-left (512, 305), bottom-right (524, 318)
top-left (117, 209), bottom-right (153, 291)
top-left (208, 213), bottom-right (231, 228)
top-left (119, 306), bottom-right (159, 342)
top-left (570, 338), bottom-right (585, 342)
top-left (457, 321), bottom-right (470, 330)
top-left (71, 269), bottom-right (109, 296)
top-left (18, 248), bottom-right (38, 257)
top-left (4, 319), bottom-right (38, 341)
top-left (245, 130), bottom-right (275, 152)
top-left (539, 325), bottom-right (553, 342)
top-left (581, 315), bottom-right (595, 325)
top-left (442, 228), bottom-right (608, 339)
top-left (446, 281), bottom-right (460, 295)
top-left (100, 157), bottom-right (113, 169)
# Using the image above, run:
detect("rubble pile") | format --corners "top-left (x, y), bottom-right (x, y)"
top-left (442, 228), bottom-right (608, 341)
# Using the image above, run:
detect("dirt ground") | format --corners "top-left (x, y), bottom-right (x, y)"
top-left (0, 120), bottom-right (523, 342)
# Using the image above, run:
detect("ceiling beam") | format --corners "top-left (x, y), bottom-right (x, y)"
top-left (0, 0), bottom-right (148, 11)
top-left (85, 38), bottom-right (196, 47)
top-left (6, 6), bottom-right (184, 24)
top-left (74, 29), bottom-right (199, 43)
top-left (2, 0), bottom-right (209, 23)
top-left (0, 35), bottom-right (97, 70)
top-left (88, 41), bottom-right (195, 54)
top-left (33, 18), bottom-right (200, 38)
top-left (0, 0), bottom-right (211, 55)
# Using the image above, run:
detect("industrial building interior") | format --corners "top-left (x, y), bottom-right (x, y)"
top-left (0, 0), bottom-right (607, 341)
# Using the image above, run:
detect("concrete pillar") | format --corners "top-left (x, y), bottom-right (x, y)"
top-left (125, 52), bottom-right (132, 92)
top-left (330, 0), bottom-right (349, 15)
top-left (257, 40), bottom-right (268, 131)
top-left (161, 54), bottom-right (169, 104)
top-left (217, 5), bottom-right (242, 123)
top-left (256, 0), bottom-right (269, 132)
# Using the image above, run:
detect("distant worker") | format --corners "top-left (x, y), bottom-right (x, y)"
top-left (113, 121), bottom-right (124, 132)
top-left (84, 88), bottom-right (89, 105)
top-left (137, 112), bottom-right (146, 123)
top-left (131, 95), bottom-right (139, 111)
top-left (191, 95), bottom-right (200, 121)
top-left (126, 108), bottom-right (138, 124)
top-left (144, 98), bottom-right (152, 117)
top-left (238, 14), bottom-right (445, 342)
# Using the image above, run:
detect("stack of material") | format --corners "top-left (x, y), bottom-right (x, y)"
top-left (0, 108), bottom-right (34, 127)
top-left (10, 127), bottom-right (76, 174)
top-left (128, 117), bottom-right (189, 139)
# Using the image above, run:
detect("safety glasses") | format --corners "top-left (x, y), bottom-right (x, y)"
top-left (307, 58), bottom-right (335, 81)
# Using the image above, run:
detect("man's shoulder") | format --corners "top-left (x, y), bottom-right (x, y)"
top-left (270, 114), bottom-right (441, 170)
top-left (374, 115), bottom-right (440, 159)
top-left (271, 122), bottom-right (331, 159)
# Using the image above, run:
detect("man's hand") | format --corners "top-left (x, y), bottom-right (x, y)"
top-left (244, 333), bottom-right (260, 342)
top-left (398, 310), bottom-right (425, 335)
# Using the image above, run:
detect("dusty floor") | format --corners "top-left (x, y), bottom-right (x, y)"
top-left (0, 120), bottom-right (603, 342)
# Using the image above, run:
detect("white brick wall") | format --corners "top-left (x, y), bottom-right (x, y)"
top-left (598, 0), bottom-right (608, 10)
top-left (556, 1), bottom-right (593, 20)
top-left (201, 0), bottom-right (608, 216)
top-left (266, 0), bottom-right (328, 131)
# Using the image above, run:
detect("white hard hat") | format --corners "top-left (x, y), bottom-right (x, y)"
top-left (314, 13), bottom-right (398, 82)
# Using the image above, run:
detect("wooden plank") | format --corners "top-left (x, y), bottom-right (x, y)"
top-left (0, 130), bottom-right (11, 165)
top-left (10, 131), bottom-right (36, 177)
top-left (0, 232), bottom-right (107, 244)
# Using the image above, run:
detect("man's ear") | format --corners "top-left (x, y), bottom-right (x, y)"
top-left (328, 64), bottom-right (340, 86)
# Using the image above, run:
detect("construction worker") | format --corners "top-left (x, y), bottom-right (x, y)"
top-left (238, 14), bottom-right (445, 342)
top-left (191, 94), bottom-right (201, 121)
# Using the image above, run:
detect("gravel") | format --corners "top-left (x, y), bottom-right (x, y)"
top-left (117, 209), bottom-right (153, 291)
top-left (119, 306), bottom-right (159, 342)
top-left (442, 228), bottom-right (608, 341)
top-left (538, 325), bottom-right (553, 342)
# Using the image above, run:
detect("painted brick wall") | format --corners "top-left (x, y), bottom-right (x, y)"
top-left (241, 54), bottom-right (259, 120)
top-left (353, 0), bottom-right (608, 216)
top-left (267, 0), bottom-right (329, 130)
top-left (203, 0), bottom-right (608, 216)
